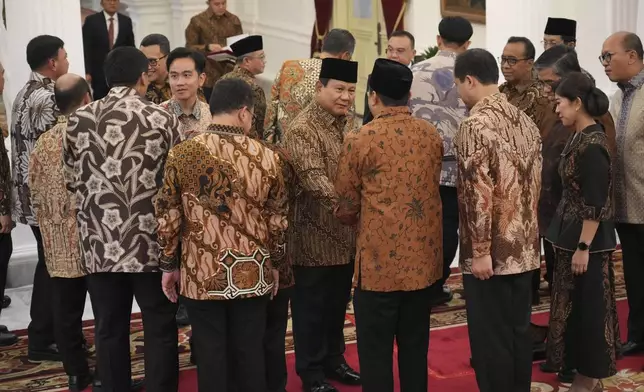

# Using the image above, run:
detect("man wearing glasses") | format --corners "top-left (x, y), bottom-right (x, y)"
top-left (499, 36), bottom-right (557, 302)
top-left (140, 34), bottom-right (171, 104)
top-left (217, 35), bottom-right (267, 140)
top-left (603, 31), bottom-right (644, 357)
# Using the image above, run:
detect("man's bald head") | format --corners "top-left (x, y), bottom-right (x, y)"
top-left (602, 31), bottom-right (644, 83)
top-left (54, 73), bottom-right (91, 114)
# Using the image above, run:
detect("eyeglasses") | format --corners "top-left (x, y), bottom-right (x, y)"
top-left (498, 56), bottom-right (531, 66)
top-left (147, 55), bottom-right (168, 68)
top-left (541, 40), bottom-right (562, 48)
top-left (598, 51), bottom-right (633, 64)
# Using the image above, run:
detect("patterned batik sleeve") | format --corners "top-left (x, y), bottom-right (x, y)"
top-left (62, 115), bottom-right (79, 194)
top-left (264, 64), bottom-right (283, 143)
top-left (185, 20), bottom-right (207, 52)
top-left (334, 131), bottom-right (362, 225)
top-left (0, 134), bottom-right (11, 216)
top-left (27, 144), bottom-right (45, 221)
top-left (155, 149), bottom-right (183, 272)
top-left (579, 141), bottom-right (611, 221)
top-left (32, 93), bottom-right (61, 140)
top-left (263, 153), bottom-right (289, 269)
top-left (284, 124), bottom-right (337, 211)
top-left (457, 120), bottom-right (494, 258)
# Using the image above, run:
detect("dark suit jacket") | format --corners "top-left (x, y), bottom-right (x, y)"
top-left (82, 12), bottom-right (135, 100)
top-left (362, 74), bottom-right (374, 125)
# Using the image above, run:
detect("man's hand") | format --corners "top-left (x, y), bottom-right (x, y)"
top-left (471, 255), bottom-right (494, 280)
top-left (85, 74), bottom-right (92, 83)
top-left (161, 270), bottom-right (181, 303)
top-left (207, 44), bottom-right (223, 52)
top-left (270, 269), bottom-right (279, 299)
top-left (0, 215), bottom-right (11, 234)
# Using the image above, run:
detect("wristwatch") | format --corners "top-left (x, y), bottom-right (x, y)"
top-left (577, 242), bottom-right (590, 251)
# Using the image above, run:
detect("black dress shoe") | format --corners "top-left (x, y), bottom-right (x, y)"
top-left (621, 340), bottom-right (644, 356)
top-left (92, 378), bottom-right (145, 391)
top-left (557, 368), bottom-right (577, 383)
top-left (303, 381), bottom-right (338, 392)
top-left (0, 331), bottom-right (17, 346)
top-left (430, 286), bottom-right (454, 306)
top-left (324, 363), bottom-right (361, 385)
top-left (2, 295), bottom-right (10, 309)
top-left (28, 343), bottom-right (62, 362)
top-left (68, 373), bottom-right (93, 392)
top-left (539, 362), bottom-right (558, 373)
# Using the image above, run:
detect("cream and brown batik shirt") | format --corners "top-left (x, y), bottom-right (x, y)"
top-left (218, 66), bottom-right (267, 141)
top-left (284, 101), bottom-right (356, 267)
top-left (160, 99), bottom-right (212, 140)
top-left (29, 117), bottom-right (86, 278)
top-left (455, 93), bottom-right (542, 275)
top-left (155, 124), bottom-right (288, 300)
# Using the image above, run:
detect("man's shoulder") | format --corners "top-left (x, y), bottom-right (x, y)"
top-left (226, 11), bottom-right (242, 24)
top-left (117, 12), bottom-right (132, 23)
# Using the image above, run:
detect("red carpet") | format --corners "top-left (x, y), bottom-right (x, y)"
top-left (175, 300), bottom-right (644, 391)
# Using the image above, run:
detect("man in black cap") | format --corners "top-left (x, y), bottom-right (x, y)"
top-left (542, 17), bottom-right (596, 84)
top-left (284, 58), bottom-right (361, 392)
top-left (217, 35), bottom-right (267, 140)
top-left (334, 58), bottom-right (444, 392)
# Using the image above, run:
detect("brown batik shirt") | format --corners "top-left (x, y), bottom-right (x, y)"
top-left (185, 9), bottom-right (243, 88)
top-left (160, 99), bottom-right (212, 140)
top-left (155, 124), bottom-right (288, 300)
top-left (335, 107), bottom-right (444, 292)
top-left (499, 78), bottom-right (557, 136)
top-left (284, 101), bottom-right (357, 267)
top-left (29, 117), bottom-right (86, 278)
top-left (218, 66), bottom-right (266, 140)
top-left (62, 86), bottom-right (183, 273)
top-left (455, 93), bottom-right (542, 275)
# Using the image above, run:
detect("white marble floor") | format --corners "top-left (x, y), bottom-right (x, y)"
top-left (1, 285), bottom-right (142, 332)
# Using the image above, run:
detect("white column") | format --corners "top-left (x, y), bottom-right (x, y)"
top-left (486, 0), bottom-right (553, 84)
top-left (170, 0), bottom-right (207, 49)
top-left (122, 0), bottom-right (172, 47)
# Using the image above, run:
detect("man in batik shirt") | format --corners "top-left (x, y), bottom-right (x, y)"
top-left (160, 47), bottom-right (212, 140)
top-left (28, 74), bottom-right (93, 391)
top-left (498, 36), bottom-right (557, 303)
top-left (62, 47), bottom-right (182, 392)
top-left (11, 34), bottom-right (69, 362)
top-left (454, 48), bottom-right (542, 392)
top-left (155, 78), bottom-right (287, 392)
top-left (284, 58), bottom-right (361, 392)
top-left (216, 35), bottom-right (266, 140)
top-left (335, 59), bottom-right (443, 392)
top-left (409, 16), bottom-right (472, 306)
top-left (141, 34), bottom-right (171, 104)
top-left (264, 29), bottom-right (355, 143)
top-left (185, 0), bottom-right (244, 99)
top-left (0, 60), bottom-right (17, 347)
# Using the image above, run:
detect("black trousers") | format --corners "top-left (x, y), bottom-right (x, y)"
top-left (28, 226), bottom-right (55, 348)
top-left (436, 186), bottom-right (459, 289)
top-left (542, 239), bottom-right (556, 286)
top-left (87, 272), bottom-right (179, 392)
top-left (183, 295), bottom-right (269, 392)
top-left (0, 233), bottom-right (11, 319)
top-left (354, 286), bottom-right (433, 392)
top-left (464, 271), bottom-right (533, 392)
top-left (266, 287), bottom-right (292, 392)
top-left (291, 263), bottom-right (354, 385)
top-left (616, 223), bottom-right (644, 343)
top-left (52, 277), bottom-right (89, 376)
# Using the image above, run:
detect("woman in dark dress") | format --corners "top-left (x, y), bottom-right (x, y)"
top-left (544, 72), bottom-right (617, 392)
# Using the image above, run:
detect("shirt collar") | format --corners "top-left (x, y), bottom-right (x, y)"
top-left (206, 123), bottom-right (245, 136)
top-left (374, 106), bottom-right (411, 119)
top-left (30, 72), bottom-right (54, 86)
top-left (108, 86), bottom-right (140, 98)
top-left (168, 99), bottom-right (202, 120)
top-left (436, 50), bottom-right (458, 60)
top-left (618, 68), bottom-right (644, 92)
top-left (103, 10), bottom-right (117, 22)
top-left (470, 92), bottom-right (507, 115)
top-left (235, 66), bottom-right (255, 79)
top-left (310, 100), bottom-right (344, 128)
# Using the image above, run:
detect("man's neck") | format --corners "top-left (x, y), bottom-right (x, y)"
top-left (510, 77), bottom-right (533, 90)
top-left (211, 115), bottom-right (241, 129)
top-left (104, 9), bottom-right (116, 16)
top-left (622, 65), bottom-right (644, 84)
top-left (154, 78), bottom-right (167, 88)
top-left (36, 69), bottom-right (57, 81)
top-left (177, 96), bottom-right (198, 115)
top-left (239, 65), bottom-right (255, 77)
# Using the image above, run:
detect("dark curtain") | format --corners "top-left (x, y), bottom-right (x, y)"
top-left (310, 0), bottom-right (333, 57)
top-left (380, 0), bottom-right (407, 37)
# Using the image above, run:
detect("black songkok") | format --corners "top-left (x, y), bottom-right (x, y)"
top-left (319, 58), bottom-right (358, 83)
top-left (368, 59), bottom-right (413, 100)
top-left (544, 17), bottom-right (577, 39)
top-left (230, 35), bottom-right (263, 57)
